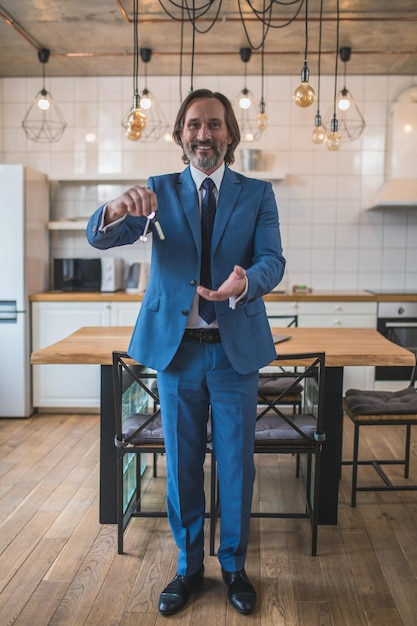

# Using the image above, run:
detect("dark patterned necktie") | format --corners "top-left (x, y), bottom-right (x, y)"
top-left (199, 178), bottom-right (216, 324)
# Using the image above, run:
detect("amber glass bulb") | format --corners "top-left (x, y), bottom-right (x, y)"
top-left (123, 107), bottom-right (147, 140)
top-left (325, 117), bottom-right (342, 151)
top-left (293, 61), bottom-right (316, 108)
top-left (311, 113), bottom-right (325, 144)
top-left (325, 132), bottom-right (342, 151)
top-left (293, 82), bottom-right (316, 108)
top-left (256, 112), bottom-right (269, 132)
top-left (312, 125), bottom-right (326, 144)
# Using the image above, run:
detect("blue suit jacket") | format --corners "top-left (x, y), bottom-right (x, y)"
top-left (87, 166), bottom-right (286, 374)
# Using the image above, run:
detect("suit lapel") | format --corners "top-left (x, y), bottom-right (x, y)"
top-left (176, 168), bottom-right (201, 251)
top-left (212, 167), bottom-right (241, 252)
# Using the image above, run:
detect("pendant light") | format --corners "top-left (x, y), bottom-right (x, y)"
top-left (234, 48), bottom-right (263, 142)
top-left (311, 0), bottom-right (325, 144)
top-left (22, 48), bottom-right (66, 143)
top-left (325, 0), bottom-right (342, 151)
top-left (122, 0), bottom-right (147, 141)
top-left (293, 0), bottom-right (316, 108)
top-left (138, 48), bottom-right (169, 142)
top-left (335, 47), bottom-right (366, 141)
top-left (256, 16), bottom-right (269, 134)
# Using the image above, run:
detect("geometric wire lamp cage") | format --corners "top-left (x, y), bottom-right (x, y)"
top-left (22, 49), bottom-right (66, 143)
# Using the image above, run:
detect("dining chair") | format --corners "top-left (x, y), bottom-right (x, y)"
top-left (342, 360), bottom-right (417, 507)
top-left (211, 351), bottom-right (326, 557)
top-left (112, 351), bottom-right (216, 554)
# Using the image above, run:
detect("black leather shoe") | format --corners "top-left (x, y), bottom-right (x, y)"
top-left (158, 568), bottom-right (204, 616)
top-left (222, 568), bottom-right (256, 615)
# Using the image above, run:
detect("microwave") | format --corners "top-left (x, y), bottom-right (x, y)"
top-left (53, 258), bottom-right (124, 292)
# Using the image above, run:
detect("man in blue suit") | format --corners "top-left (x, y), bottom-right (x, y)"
top-left (87, 89), bottom-right (285, 616)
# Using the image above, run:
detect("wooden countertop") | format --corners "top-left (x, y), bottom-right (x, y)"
top-left (29, 290), bottom-right (417, 303)
top-left (30, 326), bottom-right (415, 368)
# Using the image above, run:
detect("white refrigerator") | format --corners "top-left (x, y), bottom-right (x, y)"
top-left (0, 165), bottom-right (49, 417)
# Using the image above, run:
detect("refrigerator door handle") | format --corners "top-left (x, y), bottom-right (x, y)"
top-left (0, 300), bottom-right (18, 322)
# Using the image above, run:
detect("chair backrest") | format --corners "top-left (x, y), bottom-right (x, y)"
top-left (257, 352), bottom-right (326, 445)
top-left (112, 351), bottom-right (161, 447)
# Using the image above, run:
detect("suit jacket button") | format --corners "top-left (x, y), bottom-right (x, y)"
top-left (182, 310), bottom-right (189, 316)
top-left (190, 280), bottom-right (197, 286)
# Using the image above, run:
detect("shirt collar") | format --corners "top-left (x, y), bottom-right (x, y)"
top-left (190, 162), bottom-right (225, 192)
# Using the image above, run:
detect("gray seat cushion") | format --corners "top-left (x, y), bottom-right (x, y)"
top-left (123, 413), bottom-right (164, 444)
top-left (122, 414), bottom-right (213, 444)
top-left (345, 387), bottom-right (417, 415)
top-left (255, 413), bottom-right (316, 444)
top-left (258, 376), bottom-right (303, 395)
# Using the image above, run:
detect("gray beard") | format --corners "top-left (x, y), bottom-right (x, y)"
top-left (185, 141), bottom-right (228, 170)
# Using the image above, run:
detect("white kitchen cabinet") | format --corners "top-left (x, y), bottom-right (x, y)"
top-left (297, 301), bottom-right (376, 328)
top-left (31, 300), bottom-right (141, 409)
top-left (298, 301), bottom-right (377, 392)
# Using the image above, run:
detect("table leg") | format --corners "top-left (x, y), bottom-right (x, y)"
top-left (318, 366), bottom-right (344, 524)
top-left (99, 364), bottom-right (118, 524)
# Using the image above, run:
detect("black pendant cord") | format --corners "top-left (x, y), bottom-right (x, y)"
top-left (332, 0), bottom-right (340, 120)
top-left (133, 0), bottom-right (139, 98)
top-left (316, 0), bottom-right (324, 117)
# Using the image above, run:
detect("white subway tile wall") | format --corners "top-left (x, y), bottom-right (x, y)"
top-left (1, 73), bottom-right (417, 291)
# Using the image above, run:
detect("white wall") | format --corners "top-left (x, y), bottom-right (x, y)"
top-left (1, 73), bottom-right (416, 292)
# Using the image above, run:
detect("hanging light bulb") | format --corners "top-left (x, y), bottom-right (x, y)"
top-left (123, 92), bottom-right (147, 141)
top-left (256, 33), bottom-right (269, 133)
top-left (239, 89), bottom-right (252, 110)
top-left (257, 98), bottom-right (269, 132)
top-left (337, 47), bottom-right (352, 112)
top-left (325, 116), bottom-right (342, 151)
top-left (233, 48), bottom-right (265, 143)
top-left (135, 47), bottom-right (170, 142)
top-left (324, 0), bottom-right (342, 151)
top-left (293, 0), bottom-right (315, 108)
top-left (293, 60), bottom-right (316, 108)
top-left (335, 47), bottom-right (366, 140)
top-left (311, 0), bottom-right (325, 144)
top-left (338, 87), bottom-right (351, 111)
top-left (122, 0), bottom-right (147, 142)
top-left (22, 48), bottom-right (66, 143)
top-left (140, 88), bottom-right (152, 110)
top-left (312, 114), bottom-right (326, 144)
top-left (37, 90), bottom-right (50, 111)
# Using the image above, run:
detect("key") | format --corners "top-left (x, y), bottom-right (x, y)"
top-left (139, 212), bottom-right (165, 242)
top-left (140, 211), bottom-right (156, 241)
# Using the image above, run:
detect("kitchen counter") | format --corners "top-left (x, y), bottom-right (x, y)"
top-left (29, 290), bottom-right (417, 303)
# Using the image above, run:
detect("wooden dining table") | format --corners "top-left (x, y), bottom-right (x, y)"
top-left (31, 325), bottom-right (415, 526)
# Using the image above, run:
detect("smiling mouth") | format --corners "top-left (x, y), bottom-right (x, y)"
top-left (193, 143), bottom-right (214, 151)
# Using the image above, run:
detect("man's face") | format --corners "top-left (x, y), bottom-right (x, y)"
top-left (180, 98), bottom-right (232, 174)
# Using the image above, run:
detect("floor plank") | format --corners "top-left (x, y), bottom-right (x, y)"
top-left (1, 413), bottom-right (417, 625)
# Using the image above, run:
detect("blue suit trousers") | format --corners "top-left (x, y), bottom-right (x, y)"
top-left (157, 337), bottom-right (259, 576)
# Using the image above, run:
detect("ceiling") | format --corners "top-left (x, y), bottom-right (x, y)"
top-left (0, 0), bottom-right (416, 79)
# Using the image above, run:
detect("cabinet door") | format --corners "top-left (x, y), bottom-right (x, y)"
top-left (298, 302), bottom-right (376, 328)
top-left (32, 302), bottom-right (110, 409)
top-left (110, 302), bottom-right (141, 326)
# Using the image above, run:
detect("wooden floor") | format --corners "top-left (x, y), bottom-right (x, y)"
top-left (1, 413), bottom-right (417, 626)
